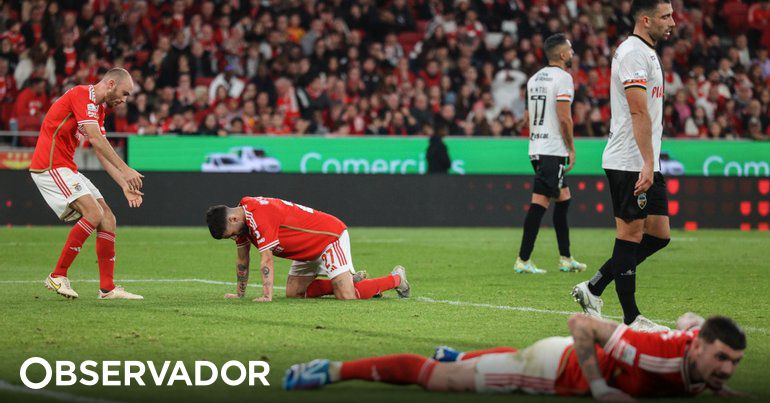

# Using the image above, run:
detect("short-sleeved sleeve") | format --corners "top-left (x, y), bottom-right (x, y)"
top-left (239, 201), bottom-right (280, 252)
top-left (604, 325), bottom-right (694, 371)
top-left (555, 73), bottom-right (575, 103)
top-left (618, 51), bottom-right (649, 91)
top-left (234, 234), bottom-right (250, 249)
top-left (70, 88), bottom-right (101, 127)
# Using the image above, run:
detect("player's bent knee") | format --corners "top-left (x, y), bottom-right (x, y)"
top-left (83, 210), bottom-right (104, 226)
top-left (100, 210), bottom-right (116, 231)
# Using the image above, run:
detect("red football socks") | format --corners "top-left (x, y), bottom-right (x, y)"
top-left (354, 274), bottom-right (400, 299)
top-left (304, 274), bottom-right (401, 299)
top-left (340, 354), bottom-right (436, 386)
top-left (96, 231), bottom-right (116, 292)
top-left (52, 218), bottom-right (94, 278)
top-left (304, 279), bottom-right (335, 298)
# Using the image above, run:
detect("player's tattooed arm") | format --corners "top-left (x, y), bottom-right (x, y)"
top-left (225, 244), bottom-right (250, 299)
top-left (236, 263), bottom-right (249, 297)
top-left (567, 315), bottom-right (632, 401)
top-left (254, 249), bottom-right (275, 302)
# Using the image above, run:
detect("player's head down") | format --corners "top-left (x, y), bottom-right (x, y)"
top-left (631, 0), bottom-right (675, 43)
top-left (206, 205), bottom-right (245, 239)
top-left (691, 316), bottom-right (746, 390)
top-left (543, 33), bottom-right (573, 68)
top-left (101, 68), bottom-right (134, 108)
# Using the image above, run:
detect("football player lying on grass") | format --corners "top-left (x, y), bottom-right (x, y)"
top-left (206, 196), bottom-right (410, 302)
top-left (285, 312), bottom-right (749, 401)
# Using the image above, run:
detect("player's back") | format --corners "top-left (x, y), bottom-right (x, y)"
top-left (604, 35), bottom-right (664, 172)
top-left (30, 85), bottom-right (104, 173)
top-left (556, 326), bottom-right (703, 398)
top-left (526, 66), bottom-right (573, 157)
top-left (239, 197), bottom-right (347, 261)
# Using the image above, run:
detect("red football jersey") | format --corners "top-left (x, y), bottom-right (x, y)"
top-left (30, 85), bottom-right (106, 172)
top-left (235, 197), bottom-right (347, 262)
top-left (556, 326), bottom-right (706, 398)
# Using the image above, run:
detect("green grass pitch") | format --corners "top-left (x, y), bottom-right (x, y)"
top-left (0, 227), bottom-right (767, 403)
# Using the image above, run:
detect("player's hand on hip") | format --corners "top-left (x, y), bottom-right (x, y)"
top-left (123, 187), bottom-right (144, 208)
top-left (224, 293), bottom-right (242, 299)
top-left (122, 168), bottom-right (144, 190)
top-left (634, 165), bottom-right (653, 196)
top-left (566, 149), bottom-right (576, 173)
top-left (253, 296), bottom-right (272, 302)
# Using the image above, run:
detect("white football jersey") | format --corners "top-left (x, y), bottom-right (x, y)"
top-left (527, 66), bottom-right (574, 157)
top-left (603, 35), bottom-right (665, 172)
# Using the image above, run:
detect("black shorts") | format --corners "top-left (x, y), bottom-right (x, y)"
top-left (530, 155), bottom-right (568, 198)
top-left (605, 169), bottom-right (669, 220)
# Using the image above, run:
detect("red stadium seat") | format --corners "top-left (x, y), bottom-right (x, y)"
top-left (195, 77), bottom-right (214, 88)
top-left (398, 32), bottom-right (423, 55)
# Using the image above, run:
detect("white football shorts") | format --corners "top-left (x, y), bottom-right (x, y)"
top-left (474, 336), bottom-right (573, 394)
top-left (289, 230), bottom-right (355, 280)
top-left (31, 167), bottom-right (103, 222)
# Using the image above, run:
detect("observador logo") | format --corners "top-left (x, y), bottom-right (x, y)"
top-left (19, 357), bottom-right (270, 389)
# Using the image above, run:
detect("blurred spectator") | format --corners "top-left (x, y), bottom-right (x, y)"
top-left (426, 125), bottom-right (451, 174)
top-left (198, 114), bottom-right (226, 136)
top-left (208, 64), bottom-right (245, 103)
top-left (0, 0), bottom-right (767, 141)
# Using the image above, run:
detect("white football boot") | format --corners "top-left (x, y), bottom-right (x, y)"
top-left (571, 281), bottom-right (603, 317)
top-left (514, 257), bottom-right (547, 274)
top-left (98, 285), bottom-right (144, 300)
top-left (629, 315), bottom-right (670, 332)
top-left (559, 257), bottom-right (587, 273)
top-left (391, 265), bottom-right (410, 298)
top-left (45, 274), bottom-right (79, 299)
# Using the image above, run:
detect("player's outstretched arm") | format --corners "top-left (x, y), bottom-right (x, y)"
top-left (225, 244), bottom-right (251, 299)
top-left (712, 385), bottom-right (752, 398)
top-left (625, 88), bottom-right (653, 196)
top-left (82, 123), bottom-right (144, 190)
top-left (94, 151), bottom-right (143, 208)
top-left (567, 314), bottom-right (634, 402)
top-left (254, 249), bottom-right (275, 302)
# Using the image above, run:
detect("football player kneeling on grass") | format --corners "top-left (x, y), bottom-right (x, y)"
top-left (206, 196), bottom-right (410, 302)
top-left (284, 313), bottom-right (748, 401)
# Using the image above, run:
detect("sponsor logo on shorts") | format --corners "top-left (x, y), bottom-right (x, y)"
top-left (619, 343), bottom-right (637, 366)
top-left (619, 269), bottom-right (635, 276)
top-left (637, 193), bottom-right (647, 209)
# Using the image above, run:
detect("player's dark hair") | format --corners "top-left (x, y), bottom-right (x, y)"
top-left (206, 205), bottom-right (229, 239)
top-left (699, 316), bottom-right (746, 351)
top-left (544, 33), bottom-right (569, 62)
top-left (631, 0), bottom-right (671, 20)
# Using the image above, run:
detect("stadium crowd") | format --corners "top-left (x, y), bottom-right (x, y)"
top-left (1, 0), bottom-right (770, 141)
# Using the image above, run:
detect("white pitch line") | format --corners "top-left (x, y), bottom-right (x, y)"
top-left (0, 380), bottom-right (122, 403)
top-left (0, 278), bottom-right (287, 290)
top-left (416, 297), bottom-right (770, 335)
top-left (1, 279), bottom-right (766, 334)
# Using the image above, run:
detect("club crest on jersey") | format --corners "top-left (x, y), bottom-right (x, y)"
top-left (72, 182), bottom-right (82, 192)
top-left (637, 193), bottom-right (647, 209)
